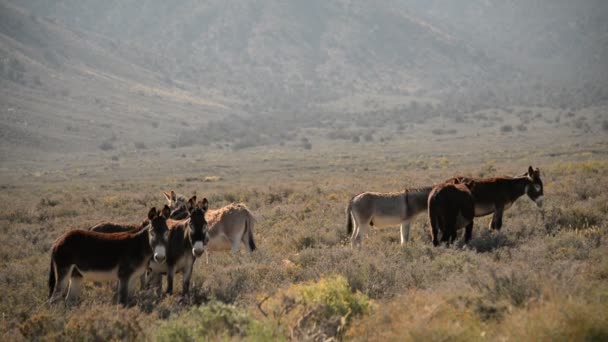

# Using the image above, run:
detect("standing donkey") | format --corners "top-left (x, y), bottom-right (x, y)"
top-left (163, 191), bottom-right (257, 259)
top-left (450, 166), bottom-right (544, 231)
top-left (48, 206), bottom-right (171, 306)
top-left (345, 186), bottom-right (433, 247)
top-left (148, 196), bottom-right (210, 295)
top-left (427, 182), bottom-right (475, 246)
top-left (427, 166), bottom-right (545, 247)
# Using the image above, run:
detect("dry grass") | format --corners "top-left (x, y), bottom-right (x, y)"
top-left (1, 112), bottom-right (607, 341)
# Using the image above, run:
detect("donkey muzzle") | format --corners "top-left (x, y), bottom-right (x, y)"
top-left (192, 241), bottom-right (205, 257)
top-left (154, 246), bottom-right (166, 263)
top-left (534, 195), bottom-right (544, 208)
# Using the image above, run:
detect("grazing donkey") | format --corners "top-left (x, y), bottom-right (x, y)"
top-left (345, 186), bottom-right (433, 246)
top-left (449, 166), bottom-right (544, 231)
top-left (148, 196), bottom-right (210, 295)
top-left (163, 191), bottom-right (257, 258)
top-left (427, 182), bottom-right (475, 246)
top-left (48, 206), bottom-right (171, 306)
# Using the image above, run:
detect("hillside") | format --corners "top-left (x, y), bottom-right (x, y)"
top-left (0, 2), bottom-right (233, 159)
top-left (1, 0), bottom-right (607, 159)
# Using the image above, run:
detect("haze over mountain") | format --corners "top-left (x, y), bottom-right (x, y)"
top-left (1, 0), bottom-right (607, 158)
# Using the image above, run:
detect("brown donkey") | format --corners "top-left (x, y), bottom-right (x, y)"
top-left (428, 182), bottom-right (475, 246)
top-left (88, 220), bottom-right (148, 234)
top-left (449, 166), bottom-right (544, 231)
top-left (163, 191), bottom-right (257, 259)
top-left (48, 206), bottom-right (171, 306)
top-left (148, 196), bottom-right (210, 295)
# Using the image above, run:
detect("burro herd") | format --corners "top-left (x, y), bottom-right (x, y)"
top-left (48, 166), bottom-right (543, 306)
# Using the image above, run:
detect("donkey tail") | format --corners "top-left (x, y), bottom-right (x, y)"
top-left (345, 198), bottom-right (354, 235)
top-left (48, 258), bottom-right (56, 299)
top-left (246, 215), bottom-right (256, 252)
top-left (428, 192), bottom-right (441, 246)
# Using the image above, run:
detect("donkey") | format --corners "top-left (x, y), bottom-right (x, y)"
top-left (448, 166), bottom-right (544, 231)
top-left (163, 191), bottom-right (257, 259)
top-left (427, 182), bottom-right (475, 246)
top-left (163, 191), bottom-right (188, 214)
top-left (48, 206), bottom-right (171, 306)
top-left (148, 196), bottom-right (210, 295)
top-left (345, 186), bottom-right (433, 247)
top-left (88, 220), bottom-right (148, 234)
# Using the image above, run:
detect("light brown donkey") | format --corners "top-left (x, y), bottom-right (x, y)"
top-left (345, 186), bottom-right (433, 247)
top-left (164, 191), bottom-right (257, 260)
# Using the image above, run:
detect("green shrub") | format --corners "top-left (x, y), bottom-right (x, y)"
top-left (262, 275), bottom-right (371, 340)
top-left (155, 302), bottom-right (281, 341)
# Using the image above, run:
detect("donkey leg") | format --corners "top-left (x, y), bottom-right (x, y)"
top-left (490, 207), bottom-right (504, 230)
top-left (464, 221), bottom-right (474, 244)
top-left (148, 272), bottom-right (163, 297)
top-left (350, 212), bottom-right (361, 247)
top-left (166, 267), bottom-right (175, 295)
top-left (65, 272), bottom-right (83, 305)
top-left (400, 221), bottom-right (411, 245)
top-left (182, 261), bottom-right (194, 296)
top-left (117, 277), bottom-right (131, 307)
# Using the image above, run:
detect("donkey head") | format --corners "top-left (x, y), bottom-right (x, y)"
top-left (163, 190), bottom-right (188, 211)
top-left (525, 166), bottom-right (544, 207)
top-left (147, 205), bottom-right (171, 263)
top-left (186, 196), bottom-right (209, 258)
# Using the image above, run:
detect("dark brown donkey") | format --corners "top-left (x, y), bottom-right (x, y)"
top-left (48, 206), bottom-right (171, 306)
top-left (148, 196), bottom-right (209, 295)
top-left (449, 166), bottom-right (544, 231)
top-left (428, 182), bottom-right (475, 246)
top-left (88, 219), bottom-right (149, 234)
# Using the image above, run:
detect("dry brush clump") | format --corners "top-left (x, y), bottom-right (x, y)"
top-left (1, 156), bottom-right (607, 340)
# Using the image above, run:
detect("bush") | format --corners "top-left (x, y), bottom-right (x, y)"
top-left (99, 140), bottom-right (115, 151)
top-left (134, 141), bottom-right (147, 150)
top-left (431, 128), bottom-right (457, 135)
top-left (500, 125), bottom-right (513, 133)
top-left (469, 270), bottom-right (540, 308)
top-left (262, 275), bottom-right (371, 340)
top-left (155, 302), bottom-right (280, 341)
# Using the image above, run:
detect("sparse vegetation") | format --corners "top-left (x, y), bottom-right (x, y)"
top-left (1, 1), bottom-right (607, 340)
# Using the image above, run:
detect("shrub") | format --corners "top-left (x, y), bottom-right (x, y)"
top-left (431, 128), bottom-right (457, 135)
top-left (262, 275), bottom-right (371, 340)
top-left (155, 302), bottom-right (280, 341)
top-left (134, 141), bottom-right (147, 150)
top-left (469, 270), bottom-right (540, 308)
top-left (500, 125), bottom-right (513, 133)
top-left (63, 307), bottom-right (148, 341)
top-left (98, 140), bottom-right (114, 151)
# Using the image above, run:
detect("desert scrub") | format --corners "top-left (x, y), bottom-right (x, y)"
top-left (19, 306), bottom-right (151, 341)
top-left (347, 289), bottom-right (486, 342)
top-left (499, 298), bottom-right (608, 341)
top-left (155, 301), bottom-right (281, 341)
top-left (261, 275), bottom-right (371, 340)
top-left (468, 268), bottom-right (540, 308)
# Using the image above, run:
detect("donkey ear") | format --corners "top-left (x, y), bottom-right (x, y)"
top-left (187, 196), bottom-right (197, 212)
top-left (200, 198), bottom-right (209, 211)
top-left (527, 166), bottom-right (534, 176)
top-left (148, 207), bottom-right (158, 220)
top-left (163, 191), bottom-right (171, 203)
top-left (170, 190), bottom-right (177, 201)
top-left (161, 205), bottom-right (171, 218)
